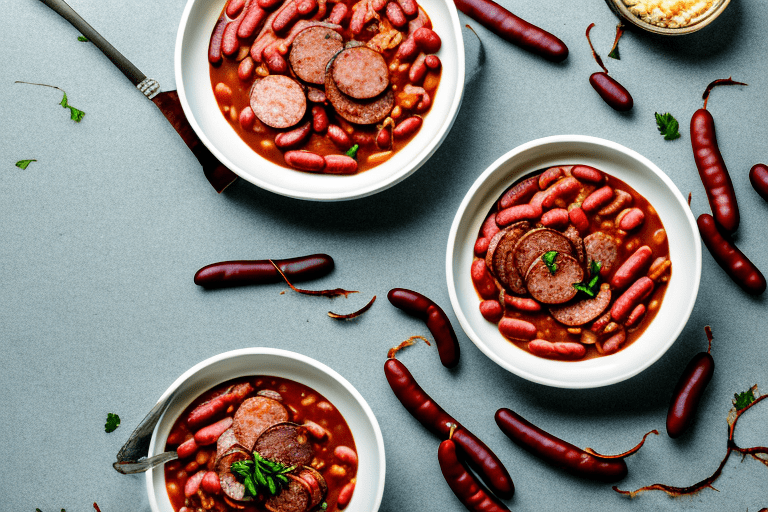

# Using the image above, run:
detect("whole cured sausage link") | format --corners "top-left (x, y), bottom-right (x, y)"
top-left (495, 408), bottom-right (628, 482)
top-left (384, 358), bottom-right (515, 499)
top-left (208, 14), bottom-right (228, 65)
top-left (749, 163), bottom-right (768, 202)
top-left (194, 254), bottom-right (334, 288)
top-left (387, 288), bottom-right (460, 368)
top-left (438, 439), bottom-right (511, 512)
top-left (697, 214), bottom-right (766, 295)
top-left (453, 0), bottom-right (568, 62)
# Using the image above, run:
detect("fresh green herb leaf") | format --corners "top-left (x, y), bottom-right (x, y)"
top-left (608, 23), bottom-right (624, 60)
top-left (655, 112), bottom-right (680, 141)
top-left (78, 35), bottom-right (89, 42)
top-left (105, 412), bottom-right (121, 432)
top-left (590, 260), bottom-right (602, 276)
top-left (733, 388), bottom-right (756, 411)
top-left (345, 144), bottom-right (359, 159)
top-left (231, 451), bottom-right (295, 497)
top-left (541, 251), bottom-right (559, 275)
top-left (15, 81), bottom-right (86, 122)
top-left (321, 503), bottom-right (328, 511)
top-left (573, 260), bottom-right (602, 298)
top-left (16, 159), bottom-right (37, 170)
top-left (572, 282), bottom-right (596, 298)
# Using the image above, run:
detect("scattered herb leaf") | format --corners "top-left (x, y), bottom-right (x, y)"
top-left (345, 144), bottom-right (359, 159)
top-left (573, 260), bottom-right (602, 298)
top-left (733, 387), bottom-right (756, 411)
top-left (105, 412), bottom-right (121, 433)
top-left (655, 112), bottom-right (681, 141)
top-left (608, 22), bottom-right (624, 60)
top-left (78, 35), bottom-right (89, 42)
top-left (16, 159), bottom-right (37, 170)
top-left (15, 81), bottom-right (85, 122)
top-left (231, 452), bottom-right (295, 498)
top-left (542, 251), bottom-right (559, 275)
top-left (321, 503), bottom-right (328, 510)
top-left (328, 295), bottom-right (376, 320)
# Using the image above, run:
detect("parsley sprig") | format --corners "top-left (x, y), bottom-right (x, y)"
top-left (16, 159), bottom-right (37, 170)
top-left (231, 452), bottom-right (295, 497)
top-left (15, 81), bottom-right (86, 122)
top-left (542, 251), bottom-right (558, 275)
top-left (573, 260), bottom-right (602, 298)
top-left (733, 387), bottom-right (756, 411)
top-left (105, 413), bottom-right (121, 433)
top-left (655, 112), bottom-right (680, 140)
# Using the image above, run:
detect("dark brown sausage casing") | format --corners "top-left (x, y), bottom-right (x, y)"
top-left (666, 352), bottom-right (714, 438)
top-left (194, 254), bottom-right (334, 288)
top-left (438, 439), bottom-right (511, 512)
top-left (495, 408), bottom-right (627, 482)
top-left (691, 109), bottom-right (740, 234)
top-left (453, 0), bottom-right (568, 62)
top-left (589, 72), bottom-right (633, 112)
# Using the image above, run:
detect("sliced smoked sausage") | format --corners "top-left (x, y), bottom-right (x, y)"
top-left (549, 283), bottom-right (611, 326)
top-left (325, 71), bottom-right (394, 124)
top-left (254, 422), bottom-right (314, 467)
top-left (525, 254), bottom-right (583, 305)
top-left (233, 396), bottom-right (289, 451)
top-left (331, 46), bottom-right (390, 99)
top-left (250, 75), bottom-right (307, 129)
top-left (289, 26), bottom-right (344, 85)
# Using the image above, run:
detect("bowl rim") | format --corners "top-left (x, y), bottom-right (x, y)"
top-left (445, 134), bottom-right (702, 388)
top-left (605, 0), bottom-right (731, 35)
top-left (173, 0), bottom-right (466, 201)
top-left (143, 347), bottom-right (386, 511)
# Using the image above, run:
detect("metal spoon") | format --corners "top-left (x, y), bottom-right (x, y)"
top-left (38, 0), bottom-right (238, 192)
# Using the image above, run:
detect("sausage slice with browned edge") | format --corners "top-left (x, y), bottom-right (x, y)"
top-left (233, 396), bottom-right (289, 451)
top-left (525, 254), bottom-right (583, 305)
top-left (194, 254), bottom-right (334, 289)
top-left (549, 283), bottom-right (611, 326)
top-left (331, 46), bottom-right (390, 99)
top-left (325, 67), bottom-right (394, 125)
top-left (486, 221), bottom-right (530, 294)
top-left (264, 476), bottom-right (311, 512)
top-left (513, 228), bottom-right (574, 277)
top-left (254, 422), bottom-right (314, 468)
top-left (289, 26), bottom-right (344, 85)
top-left (250, 75), bottom-right (307, 129)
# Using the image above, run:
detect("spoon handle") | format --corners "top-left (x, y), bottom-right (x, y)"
top-left (38, 0), bottom-right (147, 87)
top-left (113, 450), bottom-right (179, 475)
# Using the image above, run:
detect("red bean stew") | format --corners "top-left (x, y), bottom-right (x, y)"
top-left (164, 376), bottom-right (357, 512)
top-left (470, 165), bottom-right (671, 360)
top-left (209, 0), bottom-right (443, 175)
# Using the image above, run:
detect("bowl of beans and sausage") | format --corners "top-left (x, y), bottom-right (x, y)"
top-left (146, 348), bottom-right (385, 512)
top-left (175, 0), bottom-right (465, 200)
top-left (447, 135), bottom-right (701, 389)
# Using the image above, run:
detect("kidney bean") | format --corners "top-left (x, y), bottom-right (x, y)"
top-left (384, 358), bottom-right (515, 499)
top-left (611, 277), bottom-right (653, 322)
top-left (749, 164), bottom-right (768, 202)
top-left (409, 53), bottom-right (428, 84)
top-left (239, 106), bottom-right (256, 131)
top-left (273, 1), bottom-right (299, 33)
top-left (691, 109), bottom-right (739, 234)
top-left (258, 0), bottom-right (283, 7)
top-left (352, 132), bottom-right (375, 146)
top-left (591, 312), bottom-right (611, 333)
top-left (413, 27), bottom-right (441, 53)
top-left (274, 121), bottom-right (312, 150)
top-left (438, 439), bottom-right (511, 512)
top-left (284, 150), bottom-right (325, 172)
top-left (540, 177), bottom-right (581, 209)
top-left (184, 460), bottom-right (199, 473)
top-left (499, 175), bottom-right (540, 209)
top-left (474, 237), bottom-right (490, 257)
top-left (625, 304), bottom-right (646, 328)
top-left (334, 445), bottom-right (358, 466)
top-left (568, 206), bottom-right (590, 235)
top-left (597, 189), bottom-right (632, 216)
top-left (184, 470), bottom-right (207, 497)
top-left (177, 437), bottom-right (198, 459)
top-left (264, 48), bottom-right (288, 73)
top-left (571, 165), bottom-right (604, 184)
top-left (297, 0), bottom-right (317, 15)
top-left (617, 207), bottom-right (645, 231)
top-left (589, 72), bottom-right (633, 112)
top-left (309, 106), bottom-right (329, 134)
top-left (214, 82), bottom-right (233, 104)
top-left (326, 125), bottom-right (352, 149)
top-left (538, 167), bottom-right (563, 189)
top-left (194, 417), bottom-right (233, 446)
top-left (237, 56), bottom-right (255, 81)
top-left (324, 154), bottom-right (358, 174)
top-left (201, 471), bottom-right (222, 494)
top-left (666, 327), bottom-right (715, 438)
top-left (195, 255), bottom-right (334, 288)
top-left (479, 300), bottom-right (503, 323)
top-left (396, 0), bottom-right (418, 16)
top-left (303, 420), bottom-right (328, 440)
top-left (425, 54), bottom-right (441, 69)
top-left (697, 213), bottom-right (766, 295)
top-left (208, 14), bottom-right (228, 65)
top-left (611, 245), bottom-right (653, 289)
top-left (238, 3), bottom-right (267, 38)
top-left (393, 116), bottom-right (423, 139)
top-left (337, 481), bottom-right (355, 509)
top-left (581, 185), bottom-right (614, 212)
top-left (498, 317), bottom-right (537, 340)
top-left (395, 36), bottom-right (418, 61)
top-left (222, 19), bottom-right (244, 57)
top-left (376, 124), bottom-right (392, 149)
top-left (481, 213), bottom-right (500, 239)
top-left (541, 208), bottom-right (569, 230)
top-left (496, 203), bottom-right (542, 226)
top-left (227, 0), bottom-right (246, 18)
top-left (328, 2), bottom-right (348, 24)
top-left (597, 328), bottom-right (626, 355)
top-left (495, 408), bottom-right (628, 482)
top-left (528, 339), bottom-right (586, 360)
top-left (385, 1), bottom-right (407, 27)
top-left (502, 294), bottom-right (541, 312)
top-left (387, 288), bottom-right (460, 367)
top-left (453, 0), bottom-right (567, 62)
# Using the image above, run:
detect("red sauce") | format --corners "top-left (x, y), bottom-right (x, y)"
top-left (209, 0), bottom-right (442, 174)
top-left (164, 376), bottom-right (357, 512)
top-left (472, 166), bottom-right (671, 360)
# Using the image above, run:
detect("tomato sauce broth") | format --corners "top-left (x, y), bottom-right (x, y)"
top-left (164, 376), bottom-right (356, 512)
top-left (209, 1), bottom-right (442, 174)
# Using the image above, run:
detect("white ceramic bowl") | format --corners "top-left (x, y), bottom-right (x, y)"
top-left (175, 0), bottom-right (465, 201)
top-left (146, 348), bottom-right (385, 511)
top-left (446, 135), bottom-right (701, 389)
